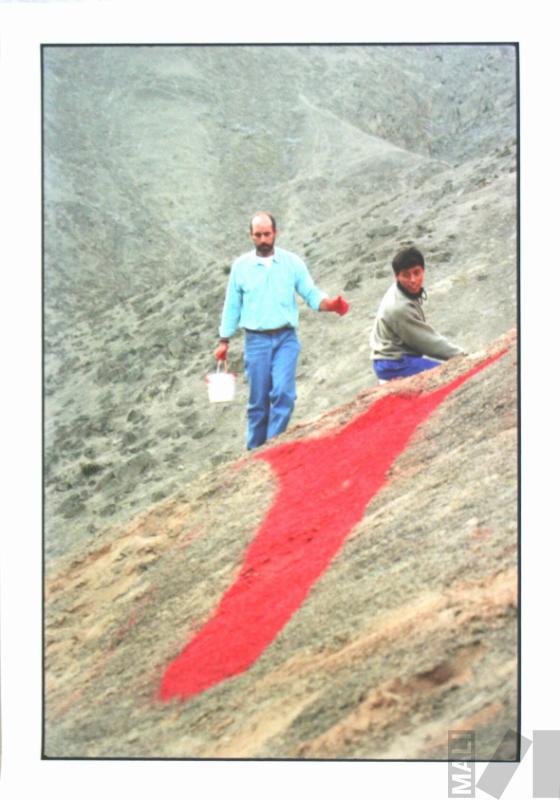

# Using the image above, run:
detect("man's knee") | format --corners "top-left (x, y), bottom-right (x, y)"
top-left (270, 382), bottom-right (296, 411)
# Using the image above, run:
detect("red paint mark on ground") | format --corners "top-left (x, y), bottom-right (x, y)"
top-left (160, 353), bottom-right (506, 701)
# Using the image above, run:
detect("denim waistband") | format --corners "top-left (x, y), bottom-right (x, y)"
top-left (244, 326), bottom-right (293, 336)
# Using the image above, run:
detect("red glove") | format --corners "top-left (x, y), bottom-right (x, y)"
top-left (323, 295), bottom-right (350, 316)
top-left (214, 341), bottom-right (229, 361)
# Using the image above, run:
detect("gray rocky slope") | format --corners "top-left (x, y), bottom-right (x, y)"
top-left (43, 44), bottom-right (518, 758)
top-left (45, 332), bottom-right (517, 759)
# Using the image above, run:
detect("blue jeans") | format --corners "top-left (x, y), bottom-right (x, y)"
top-left (373, 354), bottom-right (440, 381)
top-left (244, 328), bottom-right (301, 450)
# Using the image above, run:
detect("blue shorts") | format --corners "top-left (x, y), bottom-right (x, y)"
top-left (373, 354), bottom-right (440, 381)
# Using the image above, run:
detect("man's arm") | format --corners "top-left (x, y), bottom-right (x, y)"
top-left (215, 265), bottom-right (242, 361)
top-left (219, 265), bottom-right (243, 339)
top-left (292, 256), bottom-right (328, 311)
top-left (391, 303), bottom-right (464, 360)
top-left (292, 256), bottom-right (349, 315)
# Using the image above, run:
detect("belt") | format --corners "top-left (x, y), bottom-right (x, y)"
top-left (244, 326), bottom-right (293, 336)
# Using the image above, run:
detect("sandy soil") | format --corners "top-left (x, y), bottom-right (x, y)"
top-left (45, 330), bottom-right (517, 759)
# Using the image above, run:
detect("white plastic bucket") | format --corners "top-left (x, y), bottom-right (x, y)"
top-left (206, 362), bottom-right (236, 403)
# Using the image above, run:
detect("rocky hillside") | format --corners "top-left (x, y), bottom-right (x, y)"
top-left (45, 331), bottom-right (517, 759)
top-left (43, 44), bottom-right (517, 562)
top-left (43, 44), bottom-right (516, 318)
top-left (43, 44), bottom-right (518, 759)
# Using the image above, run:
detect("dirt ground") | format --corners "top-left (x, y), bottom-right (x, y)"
top-left (44, 330), bottom-right (518, 760)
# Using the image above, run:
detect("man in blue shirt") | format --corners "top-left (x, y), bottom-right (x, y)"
top-left (215, 212), bottom-right (349, 449)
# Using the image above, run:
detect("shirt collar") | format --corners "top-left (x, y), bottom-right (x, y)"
top-left (254, 249), bottom-right (278, 265)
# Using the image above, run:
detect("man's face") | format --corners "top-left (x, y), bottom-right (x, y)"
top-left (397, 265), bottom-right (425, 295)
top-left (250, 218), bottom-right (276, 256)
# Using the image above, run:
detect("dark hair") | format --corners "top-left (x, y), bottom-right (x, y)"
top-left (250, 212), bottom-right (276, 233)
top-left (392, 246), bottom-right (425, 274)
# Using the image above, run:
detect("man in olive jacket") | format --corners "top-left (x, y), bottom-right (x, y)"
top-left (370, 246), bottom-right (465, 382)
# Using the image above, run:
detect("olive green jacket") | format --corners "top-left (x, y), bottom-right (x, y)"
top-left (370, 282), bottom-right (464, 361)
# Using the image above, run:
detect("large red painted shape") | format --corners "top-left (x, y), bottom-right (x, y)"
top-left (159, 353), bottom-right (506, 701)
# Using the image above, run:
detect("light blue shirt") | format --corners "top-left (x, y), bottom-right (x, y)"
top-left (219, 246), bottom-right (327, 338)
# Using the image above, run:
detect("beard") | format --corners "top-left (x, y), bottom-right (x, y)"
top-left (256, 242), bottom-right (274, 256)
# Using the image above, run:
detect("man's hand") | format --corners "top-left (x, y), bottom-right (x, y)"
top-left (320, 295), bottom-right (350, 316)
top-left (214, 341), bottom-right (229, 361)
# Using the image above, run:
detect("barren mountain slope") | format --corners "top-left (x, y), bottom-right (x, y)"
top-left (43, 44), bottom-right (516, 317)
top-left (43, 46), bottom-right (518, 760)
top-left (45, 330), bottom-right (517, 759)
top-left (44, 134), bottom-right (516, 560)
top-left (43, 47), bottom-right (517, 554)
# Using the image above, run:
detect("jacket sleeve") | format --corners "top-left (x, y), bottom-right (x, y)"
top-left (389, 301), bottom-right (464, 360)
